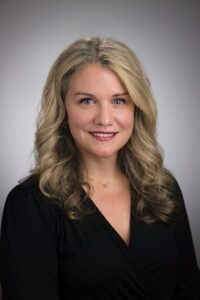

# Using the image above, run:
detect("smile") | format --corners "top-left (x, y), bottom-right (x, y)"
top-left (89, 132), bottom-right (117, 141)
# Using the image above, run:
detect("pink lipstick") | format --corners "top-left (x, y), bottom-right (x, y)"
top-left (89, 131), bottom-right (117, 141)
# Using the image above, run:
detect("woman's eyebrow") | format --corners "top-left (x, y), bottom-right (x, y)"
top-left (75, 92), bottom-right (129, 97)
top-left (75, 92), bottom-right (94, 97)
top-left (112, 93), bottom-right (129, 97)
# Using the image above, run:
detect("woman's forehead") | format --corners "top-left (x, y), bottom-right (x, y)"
top-left (67, 63), bottom-right (128, 94)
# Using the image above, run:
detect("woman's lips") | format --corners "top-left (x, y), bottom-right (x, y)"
top-left (89, 131), bottom-right (117, 141)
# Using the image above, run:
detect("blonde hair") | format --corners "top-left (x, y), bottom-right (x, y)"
top-left (31, 37), bottom-right (179, 223)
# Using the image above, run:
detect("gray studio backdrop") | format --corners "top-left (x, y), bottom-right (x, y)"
top-left (0, 0), bottom-right (200, 275)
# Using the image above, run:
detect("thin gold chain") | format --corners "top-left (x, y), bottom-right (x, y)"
top-left (87, 173), bottom-right (118, 188)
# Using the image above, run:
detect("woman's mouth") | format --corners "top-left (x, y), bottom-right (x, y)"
top-left (89, 131), bottom-right (117, 141)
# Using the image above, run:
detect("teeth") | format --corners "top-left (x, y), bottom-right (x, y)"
top-left (93, 133), bottom-right (114, 137)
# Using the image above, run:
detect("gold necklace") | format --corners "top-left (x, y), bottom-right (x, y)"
top-left (87, 173), bottom-right (118, 188)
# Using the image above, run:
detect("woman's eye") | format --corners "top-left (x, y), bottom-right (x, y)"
top-left (79, 98), bottom-right (94, 105)
top-left (113, 98), bottom-right (126, 105)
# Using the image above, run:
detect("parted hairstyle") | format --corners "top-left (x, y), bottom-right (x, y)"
top-left (31, 36), bottom-right (180, 223)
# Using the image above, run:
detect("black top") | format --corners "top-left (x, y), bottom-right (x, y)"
top-left (0, 177), bottom-right (200, 300)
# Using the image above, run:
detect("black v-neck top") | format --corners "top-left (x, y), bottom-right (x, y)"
top-left (0, 177), bottom-right (200, 299)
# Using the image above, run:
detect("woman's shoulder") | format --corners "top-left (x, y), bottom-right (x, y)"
top-left (0, 177), bottom-right (61, 275)
top-left (170, 177), bottom-right (194, 237)
top-left (6, 175), bottom-right (44, 207)
top-left (3, 175), bottom-right (64, 224)
top-left (171, 177), bottom-right (184, 202)
top-left (171, 176), bottom-right (190, 220)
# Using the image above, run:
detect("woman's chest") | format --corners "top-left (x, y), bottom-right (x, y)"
top-left (57, 210), bottom-right (179, 297)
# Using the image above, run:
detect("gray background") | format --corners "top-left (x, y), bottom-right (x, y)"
top-left (0, 1), bottom-right (199, 295)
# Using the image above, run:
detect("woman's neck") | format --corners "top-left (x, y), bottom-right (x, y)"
top-left (81, 155), bottom-right (120, 181)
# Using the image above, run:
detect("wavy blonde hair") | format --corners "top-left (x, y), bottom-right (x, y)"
top-left (31, 37), bottom-right (179, 223)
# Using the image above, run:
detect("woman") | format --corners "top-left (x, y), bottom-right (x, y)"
top-left (0, 37), bottom-right (199, 299)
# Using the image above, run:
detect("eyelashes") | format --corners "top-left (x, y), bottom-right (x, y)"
top-left (79, 98), bottom-right (94, 105)
top-left (112, 98), bottom-right (127, 105)
top-left (79, 97), bottom-right (127, 105)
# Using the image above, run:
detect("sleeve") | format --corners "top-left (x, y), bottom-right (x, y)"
top-left (172, 180), bottom-right (200, 299)
top-left (0, 183), bottom-right (60, 300)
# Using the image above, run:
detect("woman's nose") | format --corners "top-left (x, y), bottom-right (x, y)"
top-left (94, 103), bottom-right (113, 126)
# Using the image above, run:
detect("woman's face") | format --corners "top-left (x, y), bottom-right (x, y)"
top-left (65, 63), bottom-right (134, 161)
